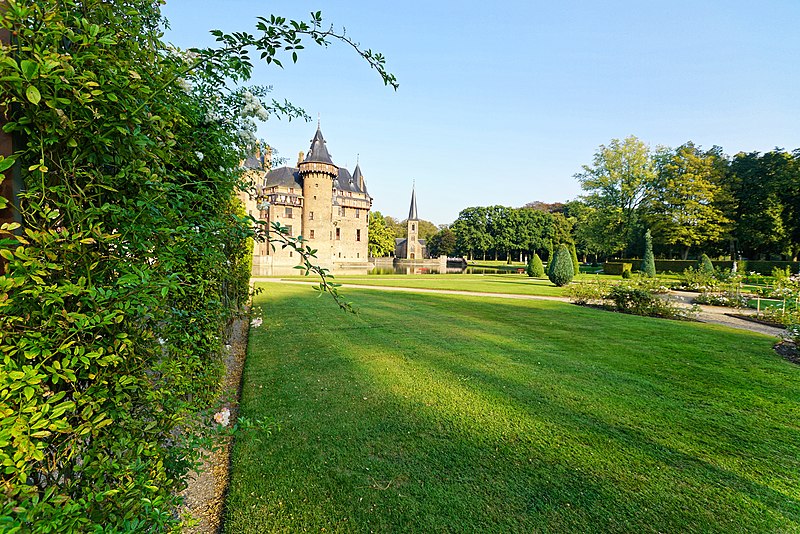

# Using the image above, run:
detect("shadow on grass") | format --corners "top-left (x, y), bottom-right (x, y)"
top-left (225, 285), bottom-right (800, 533)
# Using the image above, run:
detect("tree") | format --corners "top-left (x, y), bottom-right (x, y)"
top-left (642, 229), bottom-right (656, 277)
top-left (644, 142), bottom-right (730, 259)
top-left (451, 206), bottom-right (491, 260)
top-left (527, 253), bottom-right (545, 278)
top-left (569, 243), bottom-right (580, 276)
top-left (427, 227), bottom-right (456, 257)
top-left (368, 211), bottom-right (396, 257)
top-left (486, 205), bottom-right (518, 261)
top-left (697, 253), bottom-right (714, 274)
top-left (575, 136), bottom-right (655, 256)
top-left (516, 208), bottom-right (553, 261)
top-left (563, 200), bottom-right (604, 263)
top-left (548, 244), bottom-right (575, 286)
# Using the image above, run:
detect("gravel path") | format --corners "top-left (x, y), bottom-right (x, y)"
top-left (253, 279), bottom-right (786, 338)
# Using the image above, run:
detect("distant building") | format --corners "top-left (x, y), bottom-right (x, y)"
top-left (394, 186), bottom-right (427, 259)
top-left (241, 126), bottom-right (372, 274)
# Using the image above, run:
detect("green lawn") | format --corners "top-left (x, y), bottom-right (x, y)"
top-left (279, 273), bottom-right (574, 296)
top-left (225, 283), bottom-right (800, 533)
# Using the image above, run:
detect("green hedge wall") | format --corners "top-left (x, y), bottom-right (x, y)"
top-left (617, 259), bottom-right (799, 275)
top-left (603, 262), bottom-right (633, 275)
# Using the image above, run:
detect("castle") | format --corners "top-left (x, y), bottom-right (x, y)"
top-left (241, 126), bottom-right (372, 275)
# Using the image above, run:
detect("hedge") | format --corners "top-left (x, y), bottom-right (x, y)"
top-left (0, 1), bottom-right (389, 530)
top-left (603, 262), bottom-right (633, 275)
top-left (617, 259), bottom-right (799, 275)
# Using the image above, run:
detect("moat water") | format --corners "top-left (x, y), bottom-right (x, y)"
top-left (368, 266), bottom-right (505, 275)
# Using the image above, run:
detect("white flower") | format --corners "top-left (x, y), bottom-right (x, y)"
top-left (214, 408), bottom-right (230, 427)
top-left (195, 151), bottom-right (204, 161)
top-left (175, 77), bottom-right (193, 94)
top-left (250, 317), bottom-right (263, 328)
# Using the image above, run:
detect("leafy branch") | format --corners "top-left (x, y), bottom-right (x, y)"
top-left (261, 221), bottom-right (355, 313)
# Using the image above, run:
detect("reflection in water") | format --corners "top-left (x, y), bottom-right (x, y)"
top-left (251, 265), bottom-right (509, 277)
top-left (368, 266), bottom-right (505, 275)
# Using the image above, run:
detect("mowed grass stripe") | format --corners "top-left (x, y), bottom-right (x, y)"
top-left (275, 273), bottom-right (570, 296)
top-left (225, 283), bottom-right (800, 533)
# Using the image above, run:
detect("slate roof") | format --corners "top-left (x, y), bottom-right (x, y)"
top-left (408, 187), bottom-right (418, 220)
top-left (263, 166), bottom-right (302, 189)
top-left (336, 167), bottom-right (359, 193)
top-left (352, 164), bottom-right (368, 195)
top-left (242, 153), bottom-right (264, 170)
top-left (304, 126), bottom-right (334, 164)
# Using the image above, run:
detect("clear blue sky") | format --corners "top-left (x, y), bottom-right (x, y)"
top-left (162, 0), bottom-right (800, 226)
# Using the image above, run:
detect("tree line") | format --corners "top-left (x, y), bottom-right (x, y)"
top-left (428, 137), bottom-right (800, 262)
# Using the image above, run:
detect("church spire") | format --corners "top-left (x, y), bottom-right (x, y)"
top-left (408, 184), bottom-right (418, 221)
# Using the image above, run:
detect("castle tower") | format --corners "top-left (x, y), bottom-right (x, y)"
top-left (406, 185), bottom-right (419, 260)
top-left (300, 125), bottom-right (338, 263)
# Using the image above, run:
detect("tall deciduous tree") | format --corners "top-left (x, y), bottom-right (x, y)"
top-left (729, 151), bottom-right (791, 259)
top-left (427, 227), bottom-right (456, 257)
top-left (452, 206), bottom-right (491, 260)
top-left (575, 136), bottom-right (655, 256)
top-left (645, 142), bottom-right (730, 259)
top-left (368, 211), bottom-right (396, 257)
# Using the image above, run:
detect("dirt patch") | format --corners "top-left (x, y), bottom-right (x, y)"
top-left (774, 341), bottom-right (800, 365)
top-left (179, 316), bottom-right (249, 533)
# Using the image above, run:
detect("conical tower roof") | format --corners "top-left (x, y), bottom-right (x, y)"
top-left (304, 125), bottom-right (334, 164)
top-left (352, 163), bottom-right (368, 194)
top-left (408, 186), bottom-right (418, 220)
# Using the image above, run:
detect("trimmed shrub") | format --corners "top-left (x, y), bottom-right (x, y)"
top-left (697, 253), bottom-right (715, 274)
top-left (569, 243), bottom-right (580, 277)
top-left (548, 244), bottom-right (575, 286)
top-left (603, 262), bottom-right (633, 275)
top-left (642, 230), bottom-right (656, 277)
top-left (622, 268), bottom-right (632, 279)
top-left (527, 253), bottom-right (545, 278)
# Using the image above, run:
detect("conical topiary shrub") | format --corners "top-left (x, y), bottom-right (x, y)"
top-left (527, 253), bottom-right (545, 278)
top-left (569, 243), bottom-right (580, 277)
top-left (548, 244), bottom-right (575, 287)
top-left (642, 230), bottom-right (656, 277)
top-left (697, 253), bottom-right (714, 274)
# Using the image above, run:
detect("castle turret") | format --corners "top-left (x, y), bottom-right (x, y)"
top-left (300, 125), bottom-right (338, 261)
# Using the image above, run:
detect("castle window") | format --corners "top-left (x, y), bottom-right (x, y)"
top-left (412, 223), bottom-right (416, 231)
top-left (285, 207), bottom-right (292, 218)
top-left (290, 187), bottom-right (295, 194)
top-left (339, 207), bottom-right (344, 216)
top-left (309, 211), bottom-right (314, 220)
top-left (315, 183), bottom-right (319, 188)
top-left (356, 229), bottom-right (361, 242)
top-left (313, 195), bottom-right (317, 200)
top-left (357, 253), bottom-right (360, 258)
top-left (335, 228), bottom-right (340, 240)
top-left (355, 210), bottom-right (360, 219)
top-left (285, 225), bottom-right (293, 237)
top-left (310, 229), bottom-right (315, 239)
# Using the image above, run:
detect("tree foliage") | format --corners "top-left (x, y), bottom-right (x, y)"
top-left (575, 136), bottom-right (655, 255)
top-left (645, 143), bottom-right (730, 259)
top-left (527, 253), bottom-right (545, 278)
top-left (0, 0), bottom-right (393, 529)
top-left (427, 227), bottom-right (456, 257)
top-left (548, 244), bottom-right (575, 286)
top-left (642, 230), bottom-right (656, 277)
top-left (368, 211), bottom-right (396, 257)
